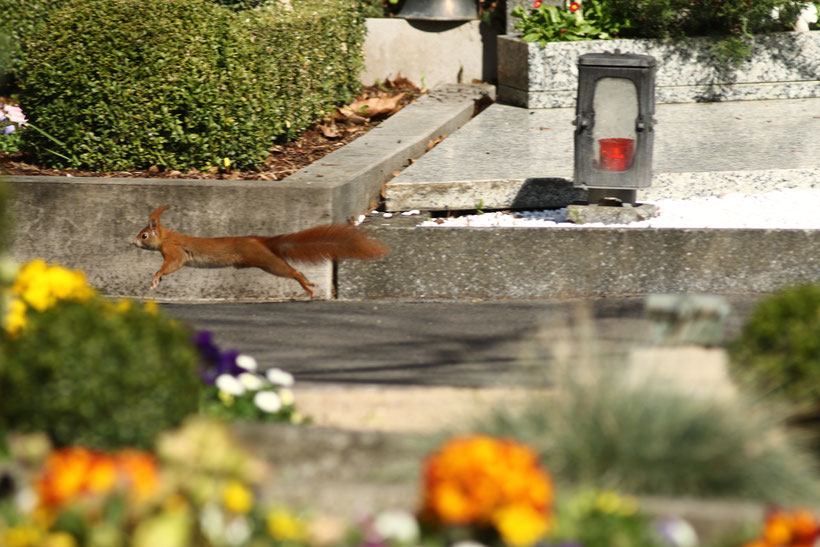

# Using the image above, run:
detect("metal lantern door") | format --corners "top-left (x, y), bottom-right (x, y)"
top-left (573, 51), bottom-right (657, 205)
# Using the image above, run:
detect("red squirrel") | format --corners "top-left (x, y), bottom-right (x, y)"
top-left (133, 206), bottom-right (388, 297)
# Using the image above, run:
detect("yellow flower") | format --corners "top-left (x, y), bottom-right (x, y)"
top-left (267, 508), bottom-right (308, 542)
top-left (4, 297), bottom-right (27, 336)
top-left (113, 298), bottom-right (132, 313)
top-left (492, 504), bottom-right (551, 547)
top-left (143, 299), bottom-right (159, 315)
top-left (1, 524), bottom-right (43, 547)
top-left (11, 260), bottom-right (94, 315)
top-left (41, 532), bottom-right (78, 547)
top-left (222, 480), bottom-right (254, 514)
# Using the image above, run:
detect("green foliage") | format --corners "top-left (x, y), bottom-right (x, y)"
top-left (728, 284), bottom-right (820, 409)
top-left (613, 0), bottom-right (803, 40)
top-left (552, 489), bottom-right (661, 547)
top-left (246, 0), bottom-right (365, 140)
top-left (512, 0), bottom-right (807, 62)
top-left (0, 299), bottom-right (202, 450)
top-left (0, 0), bottom-right (69, 87)
top-left (474, 373), bottom-right (820, 504)
top-left (513, 0), bottom-right (626, 43)
top-left (209, 0), bottom-right (271, 10)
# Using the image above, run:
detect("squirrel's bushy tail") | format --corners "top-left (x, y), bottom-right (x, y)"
top-left (261, 224), bottom-right (388, 263)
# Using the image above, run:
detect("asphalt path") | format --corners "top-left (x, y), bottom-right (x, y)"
top-left (161, 295), bottom-right (764, 388)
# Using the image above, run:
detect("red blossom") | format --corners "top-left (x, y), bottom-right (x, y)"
top-left (569, 1), bottom-right (580, 12)
top-left (533, 0), bottom-right (542, 7)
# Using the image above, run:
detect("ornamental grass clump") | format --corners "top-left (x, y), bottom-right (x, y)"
top-left (473, 354), bottom-right (820, 504)
top-left (0, 260), bottom-right (201, 450)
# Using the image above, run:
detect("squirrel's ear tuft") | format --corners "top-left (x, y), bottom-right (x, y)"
top-left (149, 206), bottom-right (169, 230)
top-left (149, 206), bottom-right (170, 222)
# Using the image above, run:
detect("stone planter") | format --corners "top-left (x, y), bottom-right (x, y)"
top-left (498, 31), bottom-right (820, 108)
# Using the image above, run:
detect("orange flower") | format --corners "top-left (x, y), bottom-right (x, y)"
top-left (116, 449), bottom-right (159, 502)
top-left (420, 435), bottom-right (553, 542)
top-left (36, 447), bottom-right (158, 509)
top-left (745, 509), bottom-right (820, 547)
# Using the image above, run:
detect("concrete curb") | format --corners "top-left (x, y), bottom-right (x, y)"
top-left (337, 225), bottom-right (820, 300)
top-left (5, 84), bottom-right (493, 301)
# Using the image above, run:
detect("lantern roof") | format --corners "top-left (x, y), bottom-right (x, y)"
top-left (578, 50), bottom-right (656, 68)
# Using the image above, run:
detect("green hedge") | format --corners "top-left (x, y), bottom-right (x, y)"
top-left (0, 0), bottom-right (69, 87)
top-left (246, 0), bottom-right (365, 139)
top-left (17, 0), bottom-right (364, 172)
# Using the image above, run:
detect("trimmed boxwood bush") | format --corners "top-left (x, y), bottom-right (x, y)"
top-left (0, 297), bottom-right (202, 450)
top-left (18, 0), bottom-right (282, 171)
top-left (17, 0), bottom-right (365, 172)
top-left (728, 284), bottom-right (820, 409)
top-left (245, 0), bottom-right (365, 139)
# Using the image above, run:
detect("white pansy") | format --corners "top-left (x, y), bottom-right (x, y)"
top-left (225, 515), bottom-right (253, 546)
top-left (279, 388), bottom-right (295, 406)
top-left (373, 510), bottom-right (420, 544)
top-left (655, 516), bottom-right (698, 547)
top-left (238, 372), bottom-right (265, 391)
top-left (253, 390), bottom-right (283, 413)
top-left (216, 374), bottom-right (245, 396)
top-left (266, 368), bottom-right (295, 387)
top-left (235, 354), bottom-right (258, 371)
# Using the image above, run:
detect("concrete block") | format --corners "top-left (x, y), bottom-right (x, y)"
top-left (338, 225), bottom-right (820, 299)
top-left (626, 346), bottom-right (738, 400)
top-left (566, 203), bottom-right (658, 224)
top-left (498, 31), bottom-right (820, 108)
top-left (361, 18), bottom-right (497, 88)
top-left (5, 176), bottom-right (337, 301)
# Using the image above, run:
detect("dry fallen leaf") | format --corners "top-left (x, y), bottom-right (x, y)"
top-left (339, 93), bottom-right (406, 120)
top-left (426, 135), bottom-right (445, 152)
top-left (318, 121), bottom-right (342, 139)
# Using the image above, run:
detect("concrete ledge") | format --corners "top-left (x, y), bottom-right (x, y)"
top-left (337, 225), bottom-right (820, 299)
top-left (5, 84), bottom-right (493, 301)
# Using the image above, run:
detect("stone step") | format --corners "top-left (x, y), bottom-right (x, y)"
top-left (384, 97), bottom-right (820, 211)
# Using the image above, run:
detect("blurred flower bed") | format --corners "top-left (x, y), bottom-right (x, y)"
top-left (3, 258), bottom-right (820, 546)
top-left (3, 423), bottom-right (818, 547)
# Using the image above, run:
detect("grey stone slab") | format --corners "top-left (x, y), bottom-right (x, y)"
top-left (385, 98), bottom-right (820, 211)
top-left (337, 225), bottom-right (820, 300)
top-left (498, 31), bottom-right (820, 108)
top-left (4, 84), bottom-right (491, 301)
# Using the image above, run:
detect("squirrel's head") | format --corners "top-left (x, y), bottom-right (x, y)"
top-left (133, 206), bottom-right (169, 250)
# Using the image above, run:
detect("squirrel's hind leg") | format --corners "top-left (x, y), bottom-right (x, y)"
top-left (251, 251), bottom-right (316, 298)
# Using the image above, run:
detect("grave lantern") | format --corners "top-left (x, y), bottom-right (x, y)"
top-left (573, 50), bottom-right (657, 206)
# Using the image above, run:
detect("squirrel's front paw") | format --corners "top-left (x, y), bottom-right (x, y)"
top-left (151, 276), bottom-right (161, 289)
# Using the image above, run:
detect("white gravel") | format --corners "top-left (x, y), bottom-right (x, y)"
top-left (411, 188), bottom-right (820, 229)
